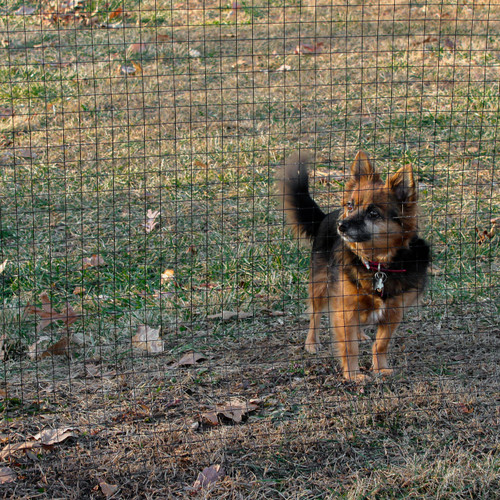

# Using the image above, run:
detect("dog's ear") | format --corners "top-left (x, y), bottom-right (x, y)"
top-left (387, 165), bottom-right (417, 203)
top-left (350, 151), bottom-right (375, 180)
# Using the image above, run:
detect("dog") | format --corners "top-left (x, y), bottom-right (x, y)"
top-left (278, 151), bottom-right (430, 381)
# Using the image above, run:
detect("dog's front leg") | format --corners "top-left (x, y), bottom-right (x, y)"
top-left (331, 298), bottom-right (366, 381)
top-left (372, 305), bottom-right (403, 376)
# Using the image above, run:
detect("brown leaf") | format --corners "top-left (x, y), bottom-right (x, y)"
top-left (73, 286), bottom-right (85, 295)
top-left (99, 480), bottom-right (119, 497)
top-left (171, 351), bottom-right (206, 368)
top-left (202, 398), bottom-right (259, 425)
top-left (109, 6), bottom-right (123, 20)
top-left (0, 466), bottom-right (16, 484)
top-left (25, 293), bottom-right (79, 333)
top-left (132, 325), bottom-right (163, 353)
top-left (413, 36), bottom-right (438, 46)
top-left (40, 335), bottom-right (71, 358)
top-left (157, 34), bottom-right (171, 41)
top-left (82, 254), bottom-right (106, 269)
top-left (193, 464), bottom-right (225, 490)
top-left (128, 42), bottom-right (148, 54)
top-left (131, 61), bottom-right (143, 75)
top-left (33, 427), bottom-right (77, 445)
top-left (0, 441), bottom-right (40, 460)
top-left (295, 42), bottom-right (324, 55)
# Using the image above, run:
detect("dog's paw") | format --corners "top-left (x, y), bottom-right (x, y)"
top-left (304, 342), bottom-right (321, 354)
top-left (344, 371), bottom-right (369, 383)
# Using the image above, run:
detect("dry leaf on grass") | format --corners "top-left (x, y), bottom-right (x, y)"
top-left (99, 480), bottom-right (119, 497)
top-left (128, 42), bottom-right (148, 54)
top-left (0, 108), bottom-right (14, 119)
top-left (0, 441), bottom-right (40, 460)
top-left (276, 64), bottom-right (291, 72)
top-left (295, 42), bottom-right (325, 55)
top-left (109, 6), bottom-right (123, 20)
top-left (202, 398), bottom-right (259, 425)
top-left (40, 335), bottom-right (71, 359)
top-left (193, 464), bottom-right (225, 491)
top-left (144, 209), bottom-right (160, 233)
top-left (170, 351), bottom-right (206, 368)
top-left (82, 254), bottom-right (105, 269)
top-left (33, 427), bottom-right (77, 445)
top-left (0, 466), bottom-right (16, 484)
top-left (24, 292), bottom-right (78, 333)
top-left (207, 310), bottom-right (252, 321)
top-left (160, 269), bottom-right (175, 284)
top-left (132, 325), bottom-right (163, 354)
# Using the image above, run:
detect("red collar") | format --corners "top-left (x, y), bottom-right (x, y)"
top-left (364, 260), bottom-right (407, 273)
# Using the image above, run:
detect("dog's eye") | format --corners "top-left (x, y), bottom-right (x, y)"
top-left (346, 201), bottom-right (354, 212)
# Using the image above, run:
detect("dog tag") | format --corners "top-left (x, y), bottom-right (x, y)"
top-left (374, 271), bottom-right (387, 293)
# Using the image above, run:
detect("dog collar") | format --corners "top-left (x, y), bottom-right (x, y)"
top-left (363, 260), bottom-right (407, 273)
top-left (361, 260), bottom-right (407, 296)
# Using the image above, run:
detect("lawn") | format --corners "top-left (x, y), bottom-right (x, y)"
top-left (0, 0), bottom-right (498, 497)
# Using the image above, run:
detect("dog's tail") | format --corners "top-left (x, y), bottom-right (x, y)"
top-left (277, 151), bottom-right (326, 241)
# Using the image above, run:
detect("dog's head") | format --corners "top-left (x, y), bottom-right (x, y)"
top-left (338, 151), bottom-right (418, 261)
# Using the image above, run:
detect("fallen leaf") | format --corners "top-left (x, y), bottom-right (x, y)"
top-left (73, 286), bottom-right (85, 295)
top-left (189, 48), bottom-right (201, 58)
top-left (131, 61), bottom-right (143, 75)
top-left (202, 398), bottom-right (259, 425)
top-left (193, 464), bottom-right (225, 490)
top-left (0, 259), bottom-right (7, 274)
top-left (109, 6), bottom-right (123, 20)
top-left (15, 5), bottom-right (36, 16)
top-left (33, 427), bottom-right (77, 445)
top-left (207, 311), bottom-right (252, 321)
top-left (0, 466), bottom-right (16, 484)
top-left (128, 42), bottom-right (148, 54)
top-left (412, 36), bottom-right (438, 46)
top-left (99, 480), bottom-right (119, 497)
top-left (82, 254), bottom-right (106, 269)
top-left (231, 58), bottom-right (248, 69)
top-left (157, 34), bottom-right (171, 41)
top-left (152, 289), bottom-right (173, 299)
top-left (132, 325), bottom-right (163, 353)
top-left (0, 441), bottom-right (40, 460)
top-left (295, 42), bottom-right (325, 55)
top-left (171, 351), bottom-right (206, 368)
top-left (276, 64), bottom-right (291, 72)
top-left (25, 292), bottom-right (79, 333)
top-left (40, 335), bottom-right (71, 358)
top-left (144, 209), bottom-right (160, 233)
top-left (161, 269), bottom-right (175, 284)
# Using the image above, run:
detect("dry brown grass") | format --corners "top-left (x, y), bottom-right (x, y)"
top-left (0, 0), bottom-right (498, 497)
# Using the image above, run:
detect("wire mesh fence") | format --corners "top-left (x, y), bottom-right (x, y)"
top-left (0, 0), bottom-right (498, 497)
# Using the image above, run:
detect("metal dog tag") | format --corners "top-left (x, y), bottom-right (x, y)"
top-left (374, 271), bottom-right (387, 293)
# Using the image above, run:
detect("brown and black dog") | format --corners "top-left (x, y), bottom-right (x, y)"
top-left (278, 151), bottom-right (430, 381)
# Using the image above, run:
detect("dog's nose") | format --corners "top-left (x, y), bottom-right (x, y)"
top-left (337, 221), bottom-right (347, 233)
